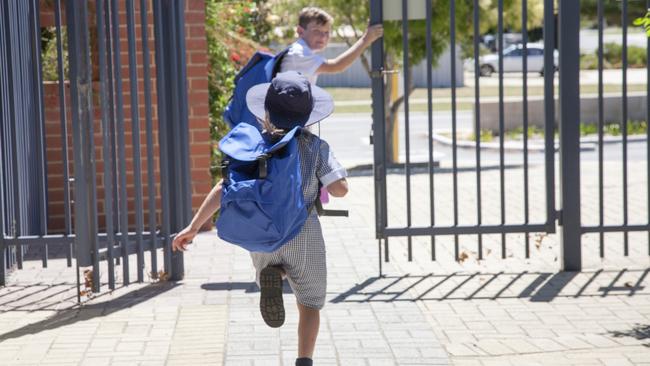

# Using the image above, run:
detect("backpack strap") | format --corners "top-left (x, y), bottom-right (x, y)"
top-left (271, 47), bottom-right (291, 78)
top-left (309, 182), bottom-right (348, 217)
top-left (234, 52), bottom-right (268, 84)
top-left (257, 154), bottom-right (270, 179)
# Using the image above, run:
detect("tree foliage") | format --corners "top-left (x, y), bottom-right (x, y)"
top-left (580, 0), bottom-right (647, 28)
top-left (634, 8), bottom-right (650, 37)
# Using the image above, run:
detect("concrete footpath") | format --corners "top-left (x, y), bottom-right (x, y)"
top-left (1, 162), bottom-right (650, 365)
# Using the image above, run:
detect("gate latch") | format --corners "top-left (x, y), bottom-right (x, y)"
top-left (370, 68), bottom-right (399, 79)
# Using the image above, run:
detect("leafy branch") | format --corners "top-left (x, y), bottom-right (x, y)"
top-left (634, 8), bottom-right (650, 37)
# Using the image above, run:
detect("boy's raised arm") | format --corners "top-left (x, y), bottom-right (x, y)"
top-left (317, 24), bottom-right (383, 74)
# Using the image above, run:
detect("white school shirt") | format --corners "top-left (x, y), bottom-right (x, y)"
top-left (279, 38), bottom-right (325, 85)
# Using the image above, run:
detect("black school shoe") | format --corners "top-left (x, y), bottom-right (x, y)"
top-left (259, 266), bottom-right (285, 328)
top-left (295, 357), bottom-right (313, 366)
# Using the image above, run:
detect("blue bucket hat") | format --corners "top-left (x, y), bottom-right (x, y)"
top-left (245, 71), bottom-right (334, 129)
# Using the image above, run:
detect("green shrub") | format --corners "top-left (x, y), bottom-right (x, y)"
top-left (580, 121), bottom-right (647, 136)
top-left (580, 53), bottom-right (599, 70)
top-left (627, 46), bottom-right (647, 67)
top-left (603, 42), bottom-right (623, 66)
top-left (602, 42), bottom-right (646, 68)
top-left (470, 129), bottom-right (494, 142)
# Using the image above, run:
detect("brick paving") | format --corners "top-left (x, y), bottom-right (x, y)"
top-left (1, 161), bottom-right (649, 365)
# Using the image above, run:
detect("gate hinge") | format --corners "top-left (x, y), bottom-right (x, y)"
top-left (556, 210), bottom-right (563, 226)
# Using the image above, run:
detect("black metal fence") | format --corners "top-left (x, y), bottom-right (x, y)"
top-left (0, 0), bottom-right (47, 280)
top-left (371, 0), bottom-right (649, 271)
top-left (0, 0), bottom-right (191, 295)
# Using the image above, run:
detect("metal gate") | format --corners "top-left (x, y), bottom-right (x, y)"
top-left (370, 0), bottom-right (650, 271)
top-left (0, 0), bottom-right (192, 297)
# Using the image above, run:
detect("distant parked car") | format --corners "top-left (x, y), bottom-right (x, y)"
top-left (481, 33), bottom-right (522, 52)
top-left (478, 43), bottom-right (558, 77)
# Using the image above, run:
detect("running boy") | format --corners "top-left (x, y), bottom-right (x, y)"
top-left (172, 71), bottom-right (348, 366)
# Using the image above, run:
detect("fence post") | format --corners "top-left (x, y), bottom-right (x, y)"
top-left (370, 0), bottom-right (387, 275)
top-left (153, 0), bottom-right (187, 281)
top-left (66, 0), bottom-right (101, 288)
top-left (558, 0), bottom-right (581, 271)
top-left (370, 0), bottom-right (386, 240)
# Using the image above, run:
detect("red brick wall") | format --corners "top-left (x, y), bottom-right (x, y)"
top-left (40, 0), bottom-right (211, 233)
top-left (185, 1), bottom-right (212, 211)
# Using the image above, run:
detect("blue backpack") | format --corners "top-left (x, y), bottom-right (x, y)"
top-left (216, 123), bottom-right (308, 252)
top-left (223, 48), bottom-right (289, 128)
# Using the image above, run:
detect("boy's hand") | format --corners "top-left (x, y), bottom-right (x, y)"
top-left (172, 226), bottom-right (198, 252)
top-left (363, 24), bottom-right (384, 44)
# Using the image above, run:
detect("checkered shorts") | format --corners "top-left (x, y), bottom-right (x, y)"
top-left (249, 132), bottom-right (345, 310)
top-left (250, 212), bottom-right (327, 309)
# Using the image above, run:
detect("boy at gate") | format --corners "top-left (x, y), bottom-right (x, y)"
top-left (173, 71), bottom-right (348, 366)
top-left (282, 7), bottom-right (381, 204)
top-left (281, 7), bottom-right (383, 85)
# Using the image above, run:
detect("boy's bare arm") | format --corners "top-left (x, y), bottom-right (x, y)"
top-left (326, 178), bottom-right (348, 197)
top-left (172, 181), bottom-right (222, 251)
top-left (317, 24), bottom-right (383, 74)
top-left (189, 181), bottom-right (223, 232)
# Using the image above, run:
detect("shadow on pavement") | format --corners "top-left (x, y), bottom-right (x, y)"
top-left (0, 282), bottom-right (178, 342)
top-left (0, 283), bottom-right (78, 310)
top-left (330, 268), bottom-right (650, 303)
top-left (609, 323), bottom-right (650, 347)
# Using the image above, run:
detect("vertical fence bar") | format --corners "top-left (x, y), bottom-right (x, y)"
top-left (543, 0), bottom-right (556, 232)
top-left (153, 0), bottom-right (172, 275)
top-left (0, 0), bottom-right (6, 287)
top-left (0, 182), bottom-right (4, 286)
top-left (29, 0), bottom-right (49, 268)
top-left (54, 0), bottom-right (74, 267)
top-left (498, 0), bottom-right (506, 257)
top-left (597, 0), bottom-right (605, 257)
top-left (522, 0), bottom-right (530, 258)
top-left (13, 0), bottom-right (24, 271)
top-left (96, 0), bottom-right (116, 290)
top-left (450, 0), bottom-right (460, 261)
top-left (473, 0), bottom-right (483, 260)
top-left (126, 0), bottom-right (145, 282)
top-left (558, 0), bottom-right (581, 271)
top-left (172, 0), bottom-right (188, 280)
top-left (66, 0), bottom-right (101, 291)
top-left (401, 0), bottom-right (413, 261)
top-left (370, 0), bottom-right (388, 265)
top-left (164, 0), bottom-right (185, 280)
top-left (7, 2), bottom-right (23, 269)
top-left (426, 0), bottom-right (436, 260)
top-left (105, 0), bottom-right (120, 268)
top-left (621, 0), bottom-right (629, 256)
top-left (110, 0), bottom-right (130, 285)
top-left (647, 0), bottom-right (650, 256)
top-left (141, 0), bottom-right (158, 278)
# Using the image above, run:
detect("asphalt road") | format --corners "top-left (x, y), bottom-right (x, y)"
top-left (319, 111), bottom-right (649, 169)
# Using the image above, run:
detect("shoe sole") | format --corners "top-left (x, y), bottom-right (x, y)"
top-left (259, 266), bottom-right (285, 328)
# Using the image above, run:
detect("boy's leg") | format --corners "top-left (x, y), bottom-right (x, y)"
top-left (297, 303), bottom-right (320, 359)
